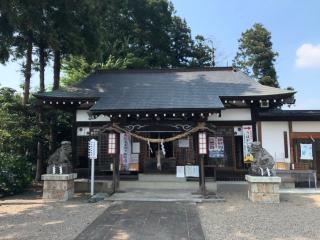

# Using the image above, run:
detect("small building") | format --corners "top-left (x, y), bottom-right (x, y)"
top-left (35, 67), bottom-right (320, 181)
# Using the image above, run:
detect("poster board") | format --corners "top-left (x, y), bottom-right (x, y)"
top-left (120, 133), bottom-right (131, 170)
top-left (185, 165), bottom-right (199, 177)
top-left (176, 166), bottom-right (185, 178)
top-left (132, 142), bottom-right (140, 153)
top-left (243, 125), bottom-right (253, 162)
top-left (178, 138), bottom-right (189, 148)
top-left (300, 144), bottom-right (313, 160)
top-left (209, 137), bottom-right (224, 158)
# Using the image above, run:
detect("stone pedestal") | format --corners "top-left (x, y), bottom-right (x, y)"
top-left (245, 175), bottom-right (281, 203)
top-left (41, 173), bottom-right (77, 201)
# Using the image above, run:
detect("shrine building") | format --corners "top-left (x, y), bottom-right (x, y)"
top-left (35, 67), bottom-right (320, 183)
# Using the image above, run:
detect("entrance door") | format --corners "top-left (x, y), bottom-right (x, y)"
top-left (316, 151), bottom-right (320, 178)
top-left (145, 132), bottom-right (175, 173)
top-left (316, 148), bottom-right (320, 179)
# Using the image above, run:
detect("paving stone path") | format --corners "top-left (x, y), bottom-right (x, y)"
top-left (75, 201), bottom-right (205, 240)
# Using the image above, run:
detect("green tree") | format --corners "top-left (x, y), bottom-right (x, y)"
top-left (190, 35), bottom-right (215, 67)
top-left (233, 23), bottom-right (279, 87)
top-left (0, 1), bottom-right (39, 104)
top-left (46, 0), bottom-right (102, 90)
top-left (0, 0), bottom-right (15, 64)
top-left (61, 0), bottom-right (216, 86)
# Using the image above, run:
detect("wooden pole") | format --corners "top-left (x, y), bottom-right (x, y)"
top-left (112, 157), bottom-right (116, 193)
top-left (200, 155), bottom-right (207, 197)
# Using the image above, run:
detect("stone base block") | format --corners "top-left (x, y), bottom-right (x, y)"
top-left (41, 173), bottom-right (77, 201)
top-left (245, 175), bottom-right (281, 204)
top-left (248, 192), bottom-right (280, 204)
top-left (74, 179), bottom-right (110, 193)
top-left (281, 182), bottom-right (295, 189)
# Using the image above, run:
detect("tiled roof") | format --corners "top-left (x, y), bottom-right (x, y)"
top-left (257, 109), bottom-right (320, 121)
top-left (35, 68), bottom-right (295, 111)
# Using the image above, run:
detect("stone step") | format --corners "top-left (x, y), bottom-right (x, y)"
top-left (120, 181), bottom-right (217, 192)
top-left (138, 174), bottom-right (185, 182)
top-left (74, 178), bottom-right (217, 192)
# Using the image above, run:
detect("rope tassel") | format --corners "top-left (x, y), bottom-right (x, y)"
top-left (161, 139), bottom-right (166, 156)
top-left (148, 140), bottom-right (153, 154)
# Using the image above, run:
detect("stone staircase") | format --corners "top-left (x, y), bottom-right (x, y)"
top-left (75, 174), bottom-right (217, 193)
top-left (119, 174), bottom-right (217, 192)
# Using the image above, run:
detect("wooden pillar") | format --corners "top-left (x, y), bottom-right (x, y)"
top-left (288, 121), bottom-right (294, 163)
top-left (200, 154), bottom-right (206, 196)
top-left (257, 121), bottom-right (262, 144)
top-left (112, 132), bottom-right (120, 193)
top-left (71, 110), bottom-right (77, 169)
top-left (231, 136), bottom-right (236, 170)
top-left (250, 105), bottom-right (258, 141)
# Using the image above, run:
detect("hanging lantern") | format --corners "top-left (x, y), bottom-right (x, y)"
top-left (198, 132), bottom-right (207, 155)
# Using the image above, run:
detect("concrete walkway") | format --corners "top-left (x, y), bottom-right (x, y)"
top-left (105, 189), bottom-right (224, 203)
top-left (75, 201), bottom-right (205, 240)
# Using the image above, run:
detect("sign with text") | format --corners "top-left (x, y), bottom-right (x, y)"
top-left (176, 166), bottom-right (185, 178)
top-left (120, 133), bottom-right (131, 170)
top-left (178, 138), bottom-right (189, 148)
top-left (185, 165), bottom-right (199, 177)
top-left (132, 142), bottom-right (140, 153)
top-left (300, 144), bottom-right (313, 160)
top-left (209, 137), bottom-right (224, 158)
top-left (243, 125), bottom-right (253, 162)
top-left (88, 139), bottom-right (98, 160)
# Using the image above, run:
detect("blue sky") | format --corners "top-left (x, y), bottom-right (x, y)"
top-left (0, 0), bottom-right (319, 109)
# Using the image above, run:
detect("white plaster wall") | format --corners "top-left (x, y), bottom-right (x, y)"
top-left (292, 121), bottom-right (320, 132)
top-left (261, 121), bottom-right (290, 162)
top-left (76, 110), bottom-right (110, 122)
top-left (207, 108), bottom-right (251, 121)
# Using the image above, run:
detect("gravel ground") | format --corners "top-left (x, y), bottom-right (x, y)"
top-left (198, 183), bottom-right (320, 240)
top-left (0, 193), bottom-right (110, 240)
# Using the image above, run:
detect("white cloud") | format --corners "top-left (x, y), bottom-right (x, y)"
top-left (296, 43), bottom-right (320, 68)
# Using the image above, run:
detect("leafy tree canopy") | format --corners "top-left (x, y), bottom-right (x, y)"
top-left (233, 23), bottom-right (279, 88)
top-left (61, 0), bottom-right (216, 86)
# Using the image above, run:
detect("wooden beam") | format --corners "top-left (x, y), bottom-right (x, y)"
top-left (288, 121), bottom-right (294, 163)
top-left (290, 132), bottom-right (320, 139)
top-left (257, 121), bottom-right (262, 144)
top-left (250, 105), bottom-right (258, 141)
top-left (232, 136), bottom-right (236, 170)
top-left (71, 110), bottom-right (78, 168)
top-left (284, 131), bottom-right (289, 159)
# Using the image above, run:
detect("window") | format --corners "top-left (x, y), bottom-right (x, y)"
top-left (198, 132), bottom-right (207, 154)
top-left (108, 133), bottom-right (116, 154)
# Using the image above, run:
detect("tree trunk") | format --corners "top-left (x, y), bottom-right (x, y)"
top-left (50, 50), bottom-right (60, 156)
top-left (53, 50), bottom-right (61, 90)
top-left (39, 45), bottom-right (45, 92)
top-left (23, 37), bottom-right (32, 105)
top-left (35, 117), bottom-right (43, 181)
top-left (49, 116), bottom-right (57, 154)
top-left (35, 45), bottom-right (46, 181)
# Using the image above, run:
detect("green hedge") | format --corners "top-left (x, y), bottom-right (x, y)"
top-left (0, 152), bottom-right (32, 196)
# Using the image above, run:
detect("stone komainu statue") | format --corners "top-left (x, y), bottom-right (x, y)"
top-left (47, 141), bottom-right (72, 174)
top-left (250, 142), bottom-right (275, 176)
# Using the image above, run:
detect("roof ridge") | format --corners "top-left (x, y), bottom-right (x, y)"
top-left (94, 67), bottom-right (234, 74)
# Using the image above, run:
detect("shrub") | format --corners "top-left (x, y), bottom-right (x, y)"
top-left (0, 152), bottom-right (32, 196)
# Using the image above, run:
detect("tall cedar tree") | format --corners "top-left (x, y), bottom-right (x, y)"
top-left (0, 1), bottom-right (38, 104)
top-left (233, 23), bottom-right (279, 88)
top-left (61, 0), bottom-right (215, 86)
